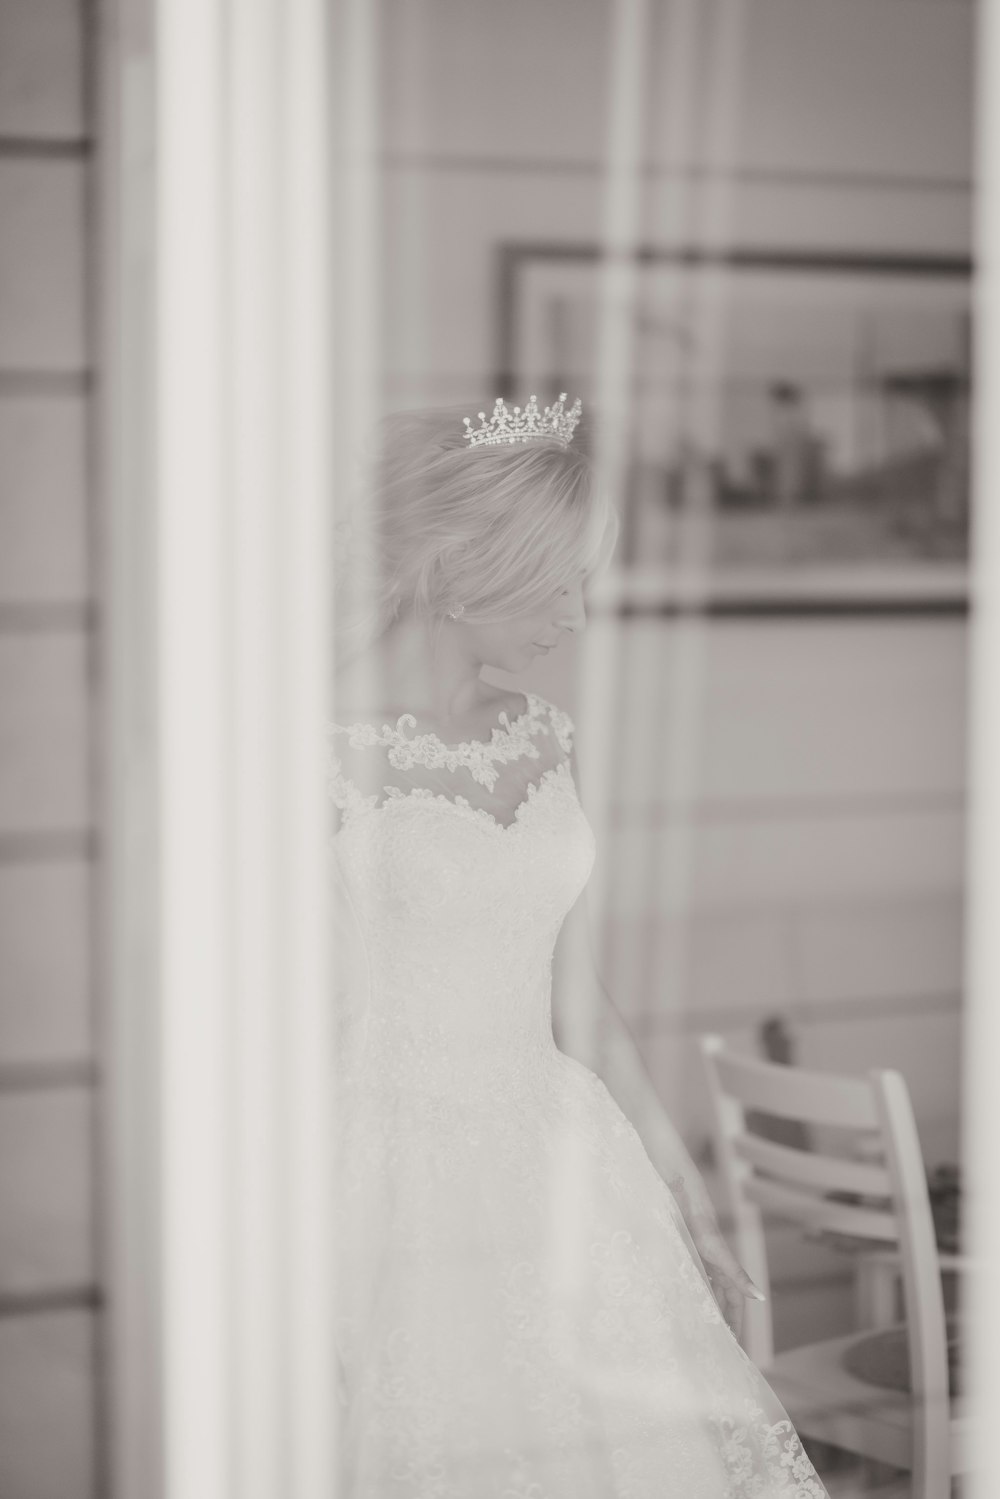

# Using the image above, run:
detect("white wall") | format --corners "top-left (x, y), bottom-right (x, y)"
top-left (0, 0), bottom-right (98, 1494)
top-left (378, 0), bottom-right (972, 405)
top-left (530, 618), bottom-right (966, 1167)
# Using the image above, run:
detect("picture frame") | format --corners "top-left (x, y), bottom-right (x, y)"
top-left (496, 244), bottom-right (973, 616)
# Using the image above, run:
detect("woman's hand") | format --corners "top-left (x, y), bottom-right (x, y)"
top-left (668, 1177), bottom-right (766, 1343)
top-left (691, 1214), bottom-right (766, 1343)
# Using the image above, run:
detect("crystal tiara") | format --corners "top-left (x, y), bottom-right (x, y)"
top-left (463, 392), bottom-right (583, 449)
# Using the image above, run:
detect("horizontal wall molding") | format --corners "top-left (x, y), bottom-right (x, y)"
top-left (0, 371), bottom-right (90, 395)
top-left (0, 831), bottom-right (96, 864)
top-left (380, 152), bottom-right (974, 196)
top-left (498, 240), bottom-right (975, 278)
top-left (0, 598), bottom-right (968, 631)
top-left (601, 595), bottom-right (970, 620)
top-left (611, 791), bottom-right (965, 825)
top-left (0, 139), bottom-right (90, 161)
top-left (625, 988), bottom-right (962, 1036)
top-left (0, 604), bottom-right (94, 631)
top-left (0, 1285), bottom-right (99, 1318)
top-left (0, 1060), bottom-right (97, 1092)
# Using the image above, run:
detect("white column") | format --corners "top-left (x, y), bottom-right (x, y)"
top-left (965, 1), bottom-right (1000, 1489)
top-left (101, 0), bottom-right (336, 1494)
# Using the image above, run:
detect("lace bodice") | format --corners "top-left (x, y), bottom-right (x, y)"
top-left (325, 690), bottom-right (829, 1497)
top-left (326, 691), bottom-right (596, 1097)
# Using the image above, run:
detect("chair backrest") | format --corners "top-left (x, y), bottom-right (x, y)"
top-left (698, 1033), bottom-right (951, 1487)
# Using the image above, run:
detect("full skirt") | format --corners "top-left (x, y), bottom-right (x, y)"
top-left (334, 1043), bottom-right (830, 1499)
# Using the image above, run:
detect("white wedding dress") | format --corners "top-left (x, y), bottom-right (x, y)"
top-left (327, 690), bottom-right (830, 1498)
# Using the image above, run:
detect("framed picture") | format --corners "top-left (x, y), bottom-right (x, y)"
top-left (496, 244), bottom-right (972, 614)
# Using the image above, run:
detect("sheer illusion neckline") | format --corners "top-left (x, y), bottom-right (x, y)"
top-left (327, 690), bottom-right (578, 833)
top-left (373, 760), bottom-right (573, 837)
top-left (329, 689), bottom-right (539, 756)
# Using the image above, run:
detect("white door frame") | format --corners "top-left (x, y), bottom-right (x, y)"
top-left (966, 2), bottom-right (1000, 1489)
top-left (94, 0), bottom-right (1000, 1493)
top-left (97, 1), bottom-right (339, 1494)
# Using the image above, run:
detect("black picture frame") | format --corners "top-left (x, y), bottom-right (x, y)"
top-left (495, 242), bottom-right (973, 618)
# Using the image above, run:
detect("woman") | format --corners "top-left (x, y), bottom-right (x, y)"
top-left (327, 396), bottom-right (829, 1497)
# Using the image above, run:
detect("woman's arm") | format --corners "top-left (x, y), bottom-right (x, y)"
top-left (553, 740), bottom-right (765, 1333)
top-left (550, 854), bottom-right (766, 1335)
top-left (550, 882), bottom-right (719, 1229)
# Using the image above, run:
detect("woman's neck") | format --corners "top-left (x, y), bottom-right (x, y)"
top-left (334, 613), bottom-right (496, 729)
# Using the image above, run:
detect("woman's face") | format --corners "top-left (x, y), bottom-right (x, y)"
top-left (456, 569), bottom-right (589, 674)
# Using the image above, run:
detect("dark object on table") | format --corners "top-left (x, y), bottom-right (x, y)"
top-left (927, 1162), bottom-right (962, 1254)
top-left (745, 1016), bottom-right (811, 1151)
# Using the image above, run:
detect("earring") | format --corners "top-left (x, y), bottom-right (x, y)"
top-left (447, 604), bottom-right (465, 620)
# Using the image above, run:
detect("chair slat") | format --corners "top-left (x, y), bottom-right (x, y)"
top-left (713, 1048), bottom-right (880, 1128)
top-left (744, 1177), bottom-right (899, 1243)
top-left (698, 1034), bottom-right (959, 1496)
top-left (733, 1132), bottom-right (893, 1198)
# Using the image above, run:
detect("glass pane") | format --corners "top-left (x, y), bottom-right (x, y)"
top-left (327, 3), bottom-right (979, 1495)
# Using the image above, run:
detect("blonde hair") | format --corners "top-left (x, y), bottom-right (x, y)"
top-left (334, 405), bottom-right (619, 665)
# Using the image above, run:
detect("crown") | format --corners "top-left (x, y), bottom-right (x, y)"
top-left (463, 392), bottom-right (583, 449)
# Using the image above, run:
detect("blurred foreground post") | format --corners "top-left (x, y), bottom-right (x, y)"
top-left (965, 1), bottom-right (1000, 1489)
top-left (100, 0), bottom-right (336, 1495)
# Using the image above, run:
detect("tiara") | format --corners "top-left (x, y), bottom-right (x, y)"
top-left (463, 392), bottom-right (582, 449)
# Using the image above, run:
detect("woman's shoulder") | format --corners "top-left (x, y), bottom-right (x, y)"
top-left (524, 690), bottom-right (575, 754)
top-left (491, 688), bottom-right (575, 750)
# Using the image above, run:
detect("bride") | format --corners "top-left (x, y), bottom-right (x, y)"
top-left (327, 396), bottom-right (830, 1497)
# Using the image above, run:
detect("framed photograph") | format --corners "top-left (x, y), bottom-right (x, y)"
top-left (496, 244), bottom-right (972, 614)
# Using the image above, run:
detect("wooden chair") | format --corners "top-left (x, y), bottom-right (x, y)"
top-left (697, 1033), bottom-right (971, 1499)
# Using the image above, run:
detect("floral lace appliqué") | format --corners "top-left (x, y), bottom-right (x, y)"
top-left (331, 690), bottom-right (552, 791)
top-left (327, 690), bottom-right (830, 1499)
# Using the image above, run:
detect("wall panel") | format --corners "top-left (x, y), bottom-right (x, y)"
top-left (0, 0), bottom-right (84, 140)
top-left (0, 161), bottom-right (85, 371)
top-left (0, 860), bottom-right (91, 1065)
top-left (0, 1090), bottom-right (94, 1296)
top-left (0, 1312), bottom-right (97, 1499)
top-left (0, 3), bottom-right (99, 1492)
top-left (0, 632), bottom-right (90, 835)
top-left (0, 398), bottom-right (88, 605)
